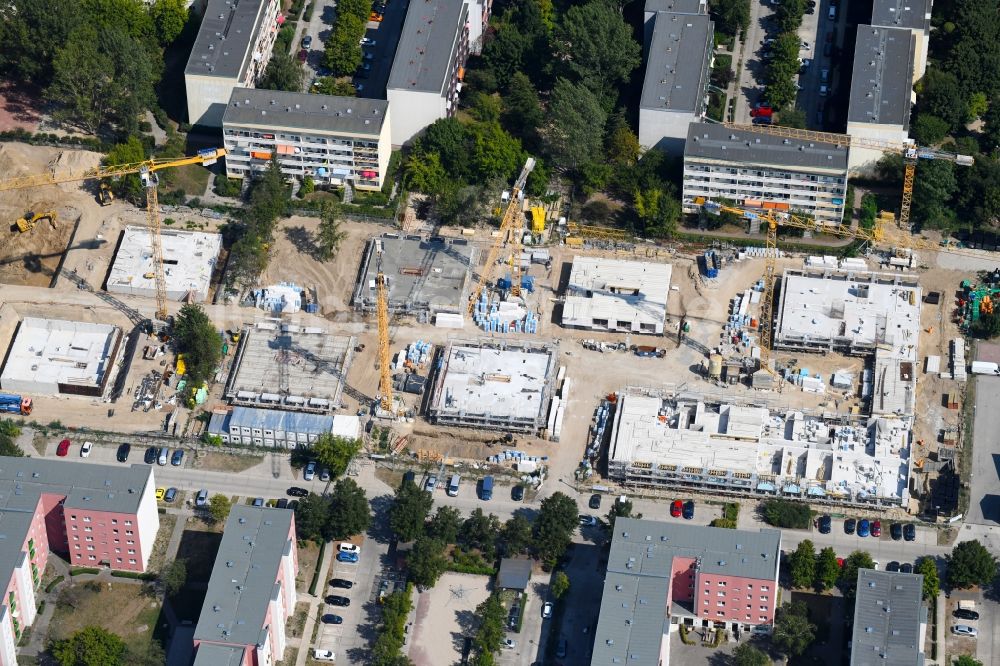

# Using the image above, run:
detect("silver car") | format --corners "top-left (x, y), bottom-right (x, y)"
top-left (952, 625), bottom-right (978, 637)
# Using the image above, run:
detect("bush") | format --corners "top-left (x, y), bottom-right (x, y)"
top-left (45, 576), bottom-right (65, 593)
top-left (710, 518), bottom-right (737, 529)
top-left (723, 502), bottom-right (739, 521)
top-left (69, 567), bottom-right (100, 576)
top-left (679, 624), bottom-right (695, 645)
top-left (308, 541), bottom-right (327, 595)
top-left (138, 121), bottom-right (153, 133)
top-left (303, 2), bottom-right (315, 20)
top-left (760, 499), bottom-right (812, 529)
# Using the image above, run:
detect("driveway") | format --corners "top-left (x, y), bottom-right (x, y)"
top-left (966, 376), bottom-right (1000, 526)
top-left (354, 0), bottom-right (409, 98)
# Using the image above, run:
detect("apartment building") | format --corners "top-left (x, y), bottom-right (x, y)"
top-left (464, 0), bottom-right (492, 54)
top-left (846, 26), bottom-right (916, 170)
top-left (682, 122), bottom-right (849, 225)
top-left (222, 89), bottom-right (391, 190)
top-left (192, 505), bottom-right (298, 666)
top-left (638, 1), bottom-right (714, 154)
top-left (0, 458), bottom-right (158, 665)
top-left (850, 570), bottom-right (926, 665)
top-left (386, 0), bottom-right (469, 146)
top-left (591, 519), bottom-right (781, 666)
top-left (871, 0), bottom-right (932, 80)
top-left (207, 406), bottom-right (339, 447)
top-left (184, 0), bottom-right (282, 127)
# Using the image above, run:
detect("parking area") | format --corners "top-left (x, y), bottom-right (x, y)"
top-left (546, 542), bottom-right (605, 664)
top-left (354, 0), bottom-right (408, 98)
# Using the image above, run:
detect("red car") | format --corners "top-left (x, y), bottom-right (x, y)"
top-left (670, 500), bottom-right (683, 518)
top-left (871, 520), bottom-right (881, 537)
top-left (56, 439), bottom-right (71, 456)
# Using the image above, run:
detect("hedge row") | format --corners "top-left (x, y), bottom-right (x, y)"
top-left (69, 567), bottom-right (100, 576)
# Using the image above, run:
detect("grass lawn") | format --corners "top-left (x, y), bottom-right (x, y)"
top-left (196, 451), bottom-right (264, 474)
top-left (161, 163), bottom-right (210, 198)
top-left (176, 529), bottom-right (224, 583)
top-left (296, 541), bottom-right (322, 592)
top-left (286, 601), bottom-right (310, 639)
top-left (49, 581), bottom-right (160, 654)
top-left (146, 513), bottom-right (177, 574)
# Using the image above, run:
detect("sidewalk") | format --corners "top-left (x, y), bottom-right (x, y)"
top-left (294, 539), bottom-right (335, 666)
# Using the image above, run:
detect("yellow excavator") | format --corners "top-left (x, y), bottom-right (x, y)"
top-left (15, 210), bottom-right (57, 233)
top-left (98, 183), bottom-right (114, 206)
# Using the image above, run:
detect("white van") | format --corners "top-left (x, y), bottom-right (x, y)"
top-left (447, 474), bottom-right (461, 497)
top-left (828, 5), bottom-right (836, 19)
top-left (157, 447), bottom-right (169, 466)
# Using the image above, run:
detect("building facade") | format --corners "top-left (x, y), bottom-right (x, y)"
top-left (386, 0), bottom-right (469, 145)
top-left (0, 458), bottom-right (158, 665)
top-left (207, 406), bottom-right (336, 447)
top-left (193, 505), bottom-right (298, 666)
top-left (184, 0), bottom-right (282, 127)
top-left (464, 0), bottom-right (492, 54)
top-left (222, 89), bottom-right (391, 190)
top-left (591, 519), bottom-right (781, 666)
top-left (682, 122), bottom-right (850, 225)
top-left (850, 569), bottom-right (926, 665)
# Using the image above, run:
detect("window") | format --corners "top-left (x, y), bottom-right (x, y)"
top-left (129, 559), bottom-right (137, 565)
top-left (704, 600), bottom-right (709, 606)
top-left (760, 596), bottom-right (768, 601)
top-left (761, 586), bottom-right (769, 591)
top-left (125, 531), bottom-right (134, 536)
top-left (115, 548), bottom-right (121, 553)
top-left (760, 606), bottom-right (767, 611)
top-left (717, 591), bottom-right (725, 597)
top-left (83, 517), bottom-right (91, 523)
top-left (116, 558), bottom-right (123, 563)
top-left (717, 581), bottom-right (726, 587)
top-left (127, 540), bottom-right (134, 546)
top-left (759, 616), bottom-right (768, 622)
top-left (74, 544), bottom-right (80, 550)
top-left (73, 535), bottom-right (79, 541)
top-left (84, 527), bottom-right (92, 533)
top-left (704, 590), bottom-right (709, 595)
top-left (128, 549), bottom-right (136, 554)
top-left (70, 515), bottom-right (76, 520)
top-left (717, 601), bottom-right (725, 607)
top-left (87, 546), bottom-right (95, 551)
top-left (124, 521), bottom-right (132, 526)
top-left (111, 519), bottom-right (117, 525)
top-left (716, 611), bottom-right (725, 617)
top-left (88, 556), bottom-right (96, 561)
top-left (86, 537), bottom-right (93, 542)
top-left (71, 525), bottom-right (78, 531)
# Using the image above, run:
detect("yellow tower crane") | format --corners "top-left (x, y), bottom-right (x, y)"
top-left (0, 148), bottom-right (226, 320)
top-left (723, 122), bottom-right (974, 228)
top-left (374, 240), bottom-right (394, 414)
top-left (468, 157), bottom-right (536, 312)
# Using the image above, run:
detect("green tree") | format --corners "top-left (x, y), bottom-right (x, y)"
top-left (208, 494), bottom-right (232, 523)
top-left (543, 78), bottom-right (608, 171)
top-left (427, 506), bottom-right (463, 544)
top-left (912, 159), bottom-right (957, 229)
top-left (968, 91), bottom-right (989, 119)
top-left (0, 0), bottom-right (78, 83)
top-left (0, 420), bottom-right (24, 457)
top-left (51, 626), bottom-right (127, 666)
top-left (779, 107), bottom-right (807, 129)
top-left (294, 492), bottom-right (331, 541)
top-left (161, 559), bottom-right (187, 597)
top-left (300, 175), bottom-right (315, 195)
top-left (469, 92), bottom-right (502, 122)
top-left (124, 641), bottom-right (167, 666)
top-left (502, 72), bottom-right (544, 143)
top-left (606, 498), bottom-right (642, 531)
top-left (983, 97), bottom-right (1000, 151)
top-left (709, 0), bottom-right (751, 36)
top-left (404, 152), bottom-right (448, 195)
top-left (104, 136), bottom-right (147, 203)
top-left (633, 187), bottom-right (680, 238)
top-left (389, 480), bottom-right (433, 542)
top-left (551, 571), bottom-right (570, 599)
top-left (315, 203), bottom-right (348, 261)
top-left (259, 52), bottom-right (304, 92)
top-left (916, 556), bottom-right (940, 600)
top-left (955, 155), bottom-right (1000, 230)
top-left (312, 77), bottom-right (357, 96)
top-left (416, 118), bottom-right (473, 179)
top-left (461, 508), bottom-right (501, 559)
top-left (773, 0), bottom-right (806, 32)
top-left (471, 121), bottom-right (524, 182)
top-left (760, 499), bottom-right (811, 529)
top-left (407, 536), bottom-right (448, 587)
top-left (974, 312), bottom-right (1000, 339)
top-left (955, 656), bottom-right (984, 666)
top-left (326, 477), bottom-right (370, 540)
top-left (788, 539), bottom-right (816, 588)
top-left (173, 303), bottom-right (222, 404)
top-left (150, 0), bottom-right (188, 45)
top-left (913, 113), bottom-right (952, 145)
top-left (309, 434), bottom-right (360, 478)
top-left (840, 550), bottom-right (875, 597)
top-left (472, 593), bottom-right (507, 660)
top-left (815, 547), bottom-right (840, 592)
top-left (947, 540), bottom-right (998, 588)
top-left (533, 492), bottom-right (579, 562)
top-left (554, 0), bottom-right (640, 107)
top-left (322, 13), bottom-right (365, 76)
top-left (772, 601), bottom-right (815, 657)
top-left (918, 68), bottom-right (967, 131)
top-left (501, 515), bottom-right (533, 557)
top-left (733, 643), bottom-right (771, 666)
top-left (605, 115), bottom-right (641, 167)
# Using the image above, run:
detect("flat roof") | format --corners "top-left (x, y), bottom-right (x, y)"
top-left (429, 341), bottom-right (556, 424)
top-left (851, 570), bottom-right (926, 666)
top-left (871, 0), bottom-right (932, 31)
top-left (686, 122), bottom-right (849, 172)
top-left (387, 0), bottom-right (467, 94)
top-left (644, 0), bottom-right (706, 15)
top-left (225, 323), bottom-right (355, 410)
top-left (640, 13), bottom-right (713, 113)
top-left (354, 236), bottom-right (474, 313)
top-left (193, 644), bottom-right (247, 666)
top-left (185, 0), bottom-right (271, 80)
top-left (0, 457), bottom-right (153, 515)
top-left (564, 257), bottom-right (672, 328)
top-left (211, 406), bottom-right (335, 434)
top-left (223, 88), bottom-right (388, 137)
top-left (0, 510), bottom-right (36, 606)
top-left (194, 505), bottom-right (294, 647)
top-left (848, 26), bottom-right (915, 128)
top-left (107, 226), bottom-right (222, 301)
top-left (0, 318), bottom-right (118, 394)
top-left (592, 518), bottom-right (780, 665)
top-left (497, 558), bottom-right (532, 589)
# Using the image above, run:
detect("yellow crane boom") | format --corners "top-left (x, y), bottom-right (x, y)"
top-left (374, 241), bottom-right (393, 414)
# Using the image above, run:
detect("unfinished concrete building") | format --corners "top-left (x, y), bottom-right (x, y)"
top-left (106, 226), bottom-right (222, 302)
top-left (223, 321), bottom-right (356, 413)
top-left (427, 339), bottom-right (558, 434)
top-left (0, 318), bottom-right (122, 397)
top-left (606, 388), bottom-right (912, 507)
top-left (352, 235), bottom-right (475, 319)
top-left (561, 257), bottom-right (672, 334)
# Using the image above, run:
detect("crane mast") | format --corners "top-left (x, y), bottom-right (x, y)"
top-left (375, 242), bottom-right (393, 414)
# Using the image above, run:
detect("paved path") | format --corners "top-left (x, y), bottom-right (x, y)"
top-left (295, 540), bottom-right (334, 666)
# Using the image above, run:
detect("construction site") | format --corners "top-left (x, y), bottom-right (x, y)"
top-left (106, 226), bottom-right (222, 302)
top-left (561, 257), bottom-right (673, 334)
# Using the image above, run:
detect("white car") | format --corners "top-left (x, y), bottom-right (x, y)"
top-left (503, 638), bottom-right (516, 650)
top-left (313, 649), bottom-right (336, 662)
top-left (542, 602), bottom-right (553, 619)
top-left (80, 441), bottom-right (93, 457)
top-left (360, 37), bottom-right (376, 46)
top-left (952, 625), bottom-right (978, 637)
top-left (339, 543), bottom-right (361, 554)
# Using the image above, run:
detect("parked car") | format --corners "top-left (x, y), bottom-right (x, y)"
top-left (368, 10), bottom-right (384, 21)
top-left (57, 439), bottom-right (71, 456)
top-left (670, 500), bottom-right (683, 517)
top-left (682, 500), bottom-right (695, 520)
top-left (952, 625), bottom-right (978, 637)
top-left (402, 470), bottom-right (416, 486)
top-left (589, 494), bottom-right (602, 509)
top-left (503, 638), bottom-right (516, 650)
top-left (360, 37), bottom-right (376, 46)
top-left (326, 595), bottom-right (350, 606)
top-left (556, 638), bottom-right (568, 658)
top-left (364, 51), bottom-right (375, 60)
top-left (579, 515), bottom-right (598, 526)
top-left (320, 468), bottom-right (331, 482)
top-left (157, 447), bottom-right (169, 465)
top-left (164, 487), bottom-right (178, 502)
top-left (858, 519), bottom-right (870, 537)
top-left (155, 487), bottom-right (166, 501)
top-left (337, 552), bottom-right (359, 563)
top-left (339, 543), bottom-right (361, 554)
top-left (80, 441), bottom-right (93, 457)
top-left (871, 520), bottom-right (881, 537)
top-left (171, 449), bottom-right (184, 466)
top-left (287, 486), bottom-right (309, 497)
top-left (844, 518), bottom-right (856, 534)
top-left (301, 35), bottom-right (313, 49)
top-left (900, 563), bottom-right (913, 574)
top-left (117, 443), bottom-right (131, 462)
top-left (903, 524), bottom-right (916, 541)
top-left (511, 485), bottom-right (525, 502)
top-left (304, 461), bottom-right (316, 481)
top-left (955, 608), bottom-right (980, 621)
top-left (330, 578), bottom-right (354, 589)
top-left (253, 497), bottom-right (264, 507)
top-left (542, 602), bottom-right (553, 619)
top-left (313, 650), bottom-right (335, 662)
top-left (321, 614), bottom-right (344, 624)
top-left (890, 522), bottom-right (903, 540)
top-left (424, 475), bottom-right (437, 491)
top-left (276, 498), bottom-right (289, 509)
top-left (818, 515), bottom-right (832, 534)
top-left (195, 489), bottom-right (208, 507)
top-left (144, 446), bottom-right (157, 464)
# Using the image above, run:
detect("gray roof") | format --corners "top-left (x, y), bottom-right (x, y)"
top-left (223, 88), bottom-right (389, 137)
top-left (193, 643), bottom-right (247, 666)
top-left (641, 13), bottom-right (714, 113)
top-left (644, 0), bottom-right (706, 15)
top-left (591, 519), bottom-right (781, 666)
top-left (194, 505), bottom-right (295, 648)
top-left (0, 457), bottom-right (152, 514)
top-left (847, 26), bottom-right (915, 128)
top-left (387, 0), bottom-right (468, 94)
top-left (209, 406), bottom-right (336, 435)
top-left (851, 569), bottom-right (926, 666)
top-left (871, 0), bottom-right (932, 32)
top-left (497, 558), bottom-right (532, 590)
top-left (686, 122), bottom-right (850, 172)
top-left (185, 0), bottom-right (271, 80)
top-left (0, 510), bottom-right (34, 605)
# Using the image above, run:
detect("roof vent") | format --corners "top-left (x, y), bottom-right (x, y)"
top-left (227, 561), bottom-right (234, 567)
top-left (239, 518), bottom-right (247, 524)
top-left (295, 104), bottom-right (301, 109)
top-left (213, 605), bottom-right (221, 612)
top-left (322, 105), bottom-right (328, 110)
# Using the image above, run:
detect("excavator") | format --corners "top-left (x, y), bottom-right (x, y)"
top-left (15, 210), bottom-right (57, 233)
top-left (98, 183), bottom-right (114, 206)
